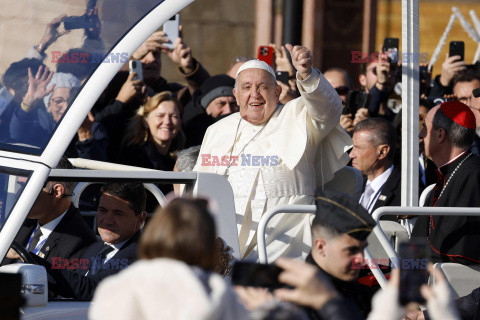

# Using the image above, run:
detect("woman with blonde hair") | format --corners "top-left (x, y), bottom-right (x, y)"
top-left (119, 91), bottom-right (184, 172)
top-left (90, 198), bottom-right (248, 320)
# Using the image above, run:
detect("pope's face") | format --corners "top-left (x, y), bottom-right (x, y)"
top-left (233, 68), bottom-right (281, 125)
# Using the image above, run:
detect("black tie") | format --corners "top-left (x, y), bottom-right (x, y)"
top-left (90, 244), bottom-right (114, 275)
top-left (28, 228), bottom-right (43, 253)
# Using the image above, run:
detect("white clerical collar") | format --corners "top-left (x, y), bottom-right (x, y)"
top-left (38, 209), bottom-right (68, 241)
top-left (438, 150), bottom-right (468, 169)
top-left (367, 165), bottom-right (394, 194)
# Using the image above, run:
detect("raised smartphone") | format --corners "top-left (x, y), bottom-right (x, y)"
top-left (163, 14), bottom-right (180, 50)
top-left (129, 60), bottom-right (143, 81)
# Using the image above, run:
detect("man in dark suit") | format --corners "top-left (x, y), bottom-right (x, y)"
top-left (31, 182), bottom-right (147, 300)
top-left (349, 118), bottom-right (401, 217)
top-left (3, 157), bottom-right (97, 265)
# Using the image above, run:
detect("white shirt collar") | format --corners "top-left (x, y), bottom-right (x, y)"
top-left (366, 165), bottom-right (394, 194)
top-left (38, 209), bottom-right (68, 241)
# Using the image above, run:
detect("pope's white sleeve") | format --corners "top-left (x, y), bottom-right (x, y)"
top-left (295, 68), bottom-right (343, 126)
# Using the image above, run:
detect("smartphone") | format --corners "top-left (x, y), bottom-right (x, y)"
top-left (257, 46), bottom-right (274, 67)
top-left (344, 90), bottom-right (370, 116)
top-left (163, 14), bottom-right (180, 50)
top-left (275, 71), bottom-right (289, 85)
top-left (129, 60), bottom-right (143, 81)
top-left (449, 41), bottom-right (465, 61)
top-left (383, 37), bottom-right (399, 64)
top-left (399, 241), bottom-right (429, 306)
top-left (231, 262), bottom-right (283, 289)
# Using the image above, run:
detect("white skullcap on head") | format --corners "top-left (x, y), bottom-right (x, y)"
top-left (235, 59), bottom-right (276, 79)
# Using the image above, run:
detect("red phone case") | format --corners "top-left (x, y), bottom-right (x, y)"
top-left (257, 46), bottom-right (274, 67)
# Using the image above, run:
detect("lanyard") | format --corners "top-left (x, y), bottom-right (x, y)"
top-left (26, 226), bottom-right (47, 255)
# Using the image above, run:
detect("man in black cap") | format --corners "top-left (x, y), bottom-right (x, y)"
top-left (182, 74), bottom-right (238, 146)
top-left (306, 189), bottom-right (377, 319)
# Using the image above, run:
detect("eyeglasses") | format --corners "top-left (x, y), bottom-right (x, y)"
top-left (50, 98), bottom-right (68, 106)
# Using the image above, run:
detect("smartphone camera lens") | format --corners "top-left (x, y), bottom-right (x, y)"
top-left (261, 47), bottom-right (268, 56)
top-left (132, 61), bottom-right (136, 68)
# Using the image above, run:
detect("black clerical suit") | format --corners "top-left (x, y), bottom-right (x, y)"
top-left (31, 231), bottom-right (141, 301)
top-left (2, 204), bottom-right (96, 265)
top-left (412, 151), bottom-right (480, 264)
top-left (305, 253), bottom-right (374, 320)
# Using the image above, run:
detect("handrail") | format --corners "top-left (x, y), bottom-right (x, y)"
top-left (72, 182), bottom-right (167, 209)
top-left (371, 206), bottom-right (480, 269)
top-left (257, 205), bottom-right (316, 264)
top-left (256, 204), bottom-right (389, 289)
top-left (258, 205), bottom-right (480, 291)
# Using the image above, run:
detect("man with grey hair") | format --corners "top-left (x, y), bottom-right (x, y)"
top-left (194, 44), bottom-right (352, 261)
top-left (349, 118), bottom-right (400, 216)
top-left (412, 101), bottom-right (480, 264)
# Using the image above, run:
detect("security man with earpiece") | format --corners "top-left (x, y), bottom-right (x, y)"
top-left (2, 157), bottom-right (97, 270)
top-left (349, 118), bottom-right (419, 218)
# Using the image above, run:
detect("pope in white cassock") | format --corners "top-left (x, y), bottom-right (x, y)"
top-left (194, 45), bottom-right (352, 261)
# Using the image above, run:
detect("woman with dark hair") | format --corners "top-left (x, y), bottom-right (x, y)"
top-left (90, 198), bottom-right (248, 320)
top-left (119, 91), bottom-right (184, 172)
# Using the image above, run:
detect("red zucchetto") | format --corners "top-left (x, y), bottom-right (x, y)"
top-left (440, 101), bottom-right (476, 130)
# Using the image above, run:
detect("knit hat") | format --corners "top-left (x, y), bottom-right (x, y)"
top-left (199, 75), bottom-right (235, 109)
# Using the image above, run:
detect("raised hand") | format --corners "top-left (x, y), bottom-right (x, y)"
top-left (131, 31), bottom-right (165, 60)
top-left (285, 44), bottom-right (313, 80)
top-left (116, 72), bottom-right (145, 104)
top-left (165, 26), bottom-right (194, 72)
top-left (278, 81), bottom-right (298, 105)
top-left (22, 66), bottom-right (55, 109)
top-left (274, 258), bottom-right (338, 310)
top-left (440, 53), bottom-right (466, 87)
top-left (38, 14), bottom-right (68, 54)
top-left (272, 44), bottom-right (295, 77)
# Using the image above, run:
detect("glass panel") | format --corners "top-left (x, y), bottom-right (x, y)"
top-left (0, 170), bottom-right (31, 232)
top-left (0, 0), bottom-right (163, 155)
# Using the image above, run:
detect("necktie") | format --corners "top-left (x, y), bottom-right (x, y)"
top-left (360, 184), bottom-right (374, 211)
top-left (90, 244), bottom-right (114, 275)
top-left (28, 228), bottom-right (43, 253)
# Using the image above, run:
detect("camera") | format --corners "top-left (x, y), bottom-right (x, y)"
top-left (260, 47), bottom-right (269, 56)
top-left (63, 14), bottom-right (96, 31)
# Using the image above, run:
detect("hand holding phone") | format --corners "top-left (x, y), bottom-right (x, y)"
top-left (257, 46), bottom-right (274, 67)
top-left (275, 71), bottom-right (289, 85)
top-left (129, 60), bottom-right (143, 81)
top-left (232, 262), bottom-right (283, 289)
top-left (383, 38), bottom-right (399, 64)
top-left (449, 41), bottom-right (465, 61)
top-left (163, 14), bottom-right (180, 50)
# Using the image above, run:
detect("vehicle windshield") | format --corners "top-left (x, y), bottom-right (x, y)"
top-left (0, 170), bottom-right (31, 229)
top-left (0, 0), bottom-right (163, 155)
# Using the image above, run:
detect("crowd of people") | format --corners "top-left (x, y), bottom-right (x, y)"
top-left (3, 10), bottom-right (480, 320)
